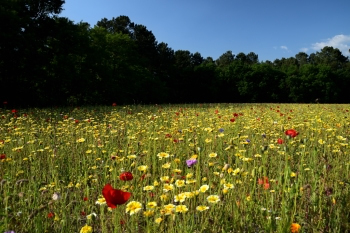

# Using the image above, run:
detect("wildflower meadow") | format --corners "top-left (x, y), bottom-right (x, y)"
top-left (1, 104), bottom-right (350, 233)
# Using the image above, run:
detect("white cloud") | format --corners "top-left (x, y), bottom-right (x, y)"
top-left (280, 45), bottom-right (288, 51)
top-left (311, 34), bottom-right (350, 56)
top-left (300, 47), bottom-right (309, 53)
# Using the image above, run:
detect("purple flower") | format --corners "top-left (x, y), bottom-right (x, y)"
top-left (186, 159), bottom-right (197, 167)
top-left (4, 231), bottom-right (15, 233)
top-left (219, 128), bottom-right (224, 133)
top-left (246, 139), bottom-right (251, 143)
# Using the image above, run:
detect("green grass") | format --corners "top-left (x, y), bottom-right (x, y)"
top-left (1, 104), bottom-right (350, 233)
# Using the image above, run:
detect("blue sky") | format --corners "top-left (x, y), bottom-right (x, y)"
top-left (60, 0), bottom-right (350, 62)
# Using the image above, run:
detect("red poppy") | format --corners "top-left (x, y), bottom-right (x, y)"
top-left (277, 138), bottom-right (284, 144)
top-left (102, 184), bottom-right (131, 208)
top-left (112, 103), bottom-right (117, 106)
top-left (83, 197), bottom-right (88, 201)
top-left (0, 154), bottom-right (6, 160)
top-left (47, 212), bottom-right (55, 218)
top-left (258, 176), bottom-right (270, 190)
top-left (285, 129), bottom-right (299, 138)
top-left (233, 113), bottom-right (239, 117)
top-left (230, 118), bottom-right (235, 122)
top-left (11, 109), bottom-right (17, 113)
top-left (119, 172), bottom-right (133, 181)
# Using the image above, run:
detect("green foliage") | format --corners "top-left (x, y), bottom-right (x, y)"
top-left (1, 5), bottom-right (350, 106)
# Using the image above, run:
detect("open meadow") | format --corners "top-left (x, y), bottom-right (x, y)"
top-left (1, 103), bottom-right (350, 233)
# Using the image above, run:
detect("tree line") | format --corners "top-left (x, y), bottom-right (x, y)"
top-left (1, 0), bottom-right (350, 107)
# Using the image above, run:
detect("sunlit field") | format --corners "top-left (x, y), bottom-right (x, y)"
top-left (1, 103), bottom-right (350, 233)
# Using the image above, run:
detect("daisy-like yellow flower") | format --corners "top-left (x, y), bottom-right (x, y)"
top-left (207, 195), bottom-right (220, 204)
top-left (147, 202), bottom-right (158, 209)
top-left (199, 184), bottom-right (209, 193)
top-left (127, 154), bottom-right (137, 159)
top-left (143, 210), bottom-right (155, 217)
top-left (290, 172), bottom-right (297, 178)
top-left (163, 184), bottom-right (174, 192)
top-left (138, 165), bottom-right (148, 172)
top-left (174, 193), bottom-right (187, 203)
top-left (80, 224), bottom-right (93, 233)
top-left (232, 168), bottom-right (241, 175)
top-left (143, 185), bottom-right (154, 191)
top-left (175, 205), bottom-right (188, 213)
top-left (222, 188), bottom-right (229, 194)
top-left (157, 152), bottom-right (170, 160)
top-left (224, 183), bottom-right (234, 189)
top-left (77, 138), bottom-right (85, 143)
top-left (318, 139), bottom-right (325, 145)
top-left (95, 197), bottom-right (106, 205)
top-left (155, 217), bottom-right (163, 224)
top-left (162, 163), bottom-right (171, 169)
top-left (174, 158), bottom-right (181, 163)
top-left (196, 205), bottom-right (209, 212)
top-left (173, 168), bottom-right (182, 173)
top-left (205, 138), bottom-right (212, 143)
top-left (160, 194), bottom-right (169, 201)
top-left (186, 179), bottom-right (196, 184)
top-left (160, 176), bottom-right (170, 182)
top-left (186, 173), bottom-right (194, 179)
top-left (126, 201), bottom-right (142, 215)
top-left (161, 204), bottom-right (175, 215)
top-left (175, 179), bottom-right (185, 188)
top-left (209, 152), bottom-right (217, 158)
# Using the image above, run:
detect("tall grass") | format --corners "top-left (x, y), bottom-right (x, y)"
top-left (0, 104), bottom-right (349, 232)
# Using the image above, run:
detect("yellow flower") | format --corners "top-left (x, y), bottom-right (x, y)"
top-left (196, 205), bottom-right (209, 212)
top-left (209, 152), bottom-right (217, 158)
top-left (175, 179), bottom-right (186, 187)
top-left (290, 223), bottom-right (301, 233)
top-left (162, 163), bottom-right (171, 169)
top-left (175, 205), bottom-right (188, 213)
top-left (155, 217), bottom-right (163, 224)
top-left (186, 173), bottom-right (193, 179)
top-left (160, 176), bottom-right (170, 182)
top-left (80, 225), bottom-right (93, 233)
top-left (95, 197), bottom-right (106, 205)
top-left (174, 193), bottom-right (187, 203)
top-left (205, 138), bottom-right (212, 143)
top-left (127, 154), bottom-right (137, 159)
top-left (160, 194), bottom-right (169, 201)
top-left (163, 184), bottom-right (174, 192)
top-left (207, 195), bottom-right (220, 203)
top-left (143, 185), bottom-right (154, 191)
top-left (77, 138), bottom-right (85, 143)
top-left (199, 184), bottom-right (209, 193)
top-left (157, 152), bottom-right (170, 160)
top-left (143, 210), bottom-right (155, 217)
top-left (138, 165), bottom-right (148, 172)
top-left (126, 201), bottom-right (142, 215)
top-left (318, 139), bottom-right (325, 145)
top-left (147, 202), bottom-right (158, 209)
top-left (290, 172), bottom-right (297, 177)
top-left (224, 183), bottom-right (234, 189)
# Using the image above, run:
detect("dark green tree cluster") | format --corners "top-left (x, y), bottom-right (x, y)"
top-left (1, 0), bottom-right (350, 107)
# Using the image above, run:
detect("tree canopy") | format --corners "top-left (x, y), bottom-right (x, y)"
top-left (1, 3), bottom-right (350, 107)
